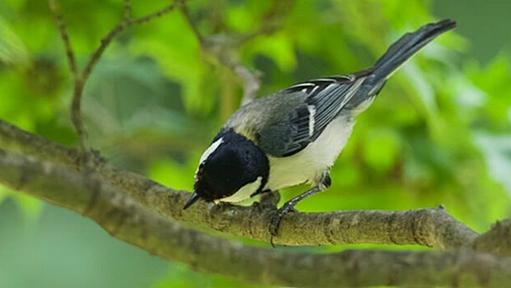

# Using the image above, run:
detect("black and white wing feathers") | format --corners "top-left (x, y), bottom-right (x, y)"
top-left (259, 73), bottom-right (369, 157)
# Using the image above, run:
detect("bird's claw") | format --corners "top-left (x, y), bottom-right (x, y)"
top-left (260, 190), bottom-right (280, 208)
top-left (269, 205), bottom-right (296, 247)
top-left (269, 210), bottom-right (284, 237)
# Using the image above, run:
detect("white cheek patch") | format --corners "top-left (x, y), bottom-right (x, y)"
top-left (199, 138), bottom-right (223, 165)
top-left (218, 176), bottom-right (262, 203)
top-left (195, 138), bottom-right (224, 179)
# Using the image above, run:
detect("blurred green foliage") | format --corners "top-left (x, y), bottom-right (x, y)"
top-left (1, 0), bottom-right (511, 287)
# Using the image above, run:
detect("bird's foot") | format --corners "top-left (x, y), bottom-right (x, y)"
top-left (260, 190), bottom-right (280, 208)
top-left (252, 190), bottom-right (280, 211)
top-left (269, 204), bottom-right (297, 247)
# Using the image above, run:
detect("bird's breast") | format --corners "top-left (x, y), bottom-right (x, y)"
top-left (265, 115), bottom-right (354, 190)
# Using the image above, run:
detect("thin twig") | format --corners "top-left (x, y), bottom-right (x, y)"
top-left (180, 1), bottom-right (262, 105)
top-left (180, 1), bottom-right (204, 44)
top-left (180, 0), bottom-right (256, 105)
top-left (49, 0), bottom-right (181, 153)
top-left (235, 64), bottom-right (261, 105)
top-left (48, 0), bottom-right (78, 76)
top-left (237, 0), bottom-right (295, 45)
top-left (123, 0), bottom-right (132, 21)
top-left (71, 78), bottom-right (86, 151)
top-left (180, 0), bottom-right (295, 105)
top-left (220, 55), bottom-right (261, 106)
top-left (82, 0), bottom-right (181, 86)
top-left (48, 0), bottom-right (86, 151)
top-left (81, 22), bottom-right (127, 84)
top-left (128, 1), bottom-right (182, 26)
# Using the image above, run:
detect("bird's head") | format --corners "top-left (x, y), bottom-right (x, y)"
top-left (183, 129), bottom-right (269, 209)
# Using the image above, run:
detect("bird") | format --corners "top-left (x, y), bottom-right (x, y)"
top-left (183, 19), bottom-right (456, 238)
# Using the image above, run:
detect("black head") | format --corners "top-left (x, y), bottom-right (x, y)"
top-left (183, 129), bottom-right (269, 209)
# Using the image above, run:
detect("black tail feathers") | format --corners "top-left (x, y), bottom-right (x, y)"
top-left (365, 19), bottom-right (456, 88)
top-left (346, 19), bottom-right (455, 111)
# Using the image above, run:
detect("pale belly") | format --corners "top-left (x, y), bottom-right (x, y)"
top-left (264, 115), bottom-right (354, 190)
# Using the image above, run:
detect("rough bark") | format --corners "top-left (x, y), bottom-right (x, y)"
top-left (1, 148), bottom-right (511, 287)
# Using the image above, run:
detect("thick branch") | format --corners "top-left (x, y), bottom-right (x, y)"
top-left (473, 220), bottom-right (511, 256)
top-left (0, 119), bottom-right (81, 166)
top-left (0, 119), bottom-right (478, 247)
top-left (1, 149), bottom-right (511, 287)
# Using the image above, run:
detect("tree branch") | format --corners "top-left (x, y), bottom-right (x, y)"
top-left (0, 119), bottom-right (482, 248)
top-left (473, 220), bottom-right (511, 256)
top-left (127, 1), bottom-right (182, 26)
top-left (48, 0), bottom-right (181, 151)
top-left (236, 0), bottom-right (295, 45)
top-left (123, 0), bottom-right (132, 21)
top-left (180, 2), bottom-right (204, 45)
top-left (48, 0), bottom-right (78, 76)
top-left (82, 1), bottom-right (181, 83)
top-left (180, 0), bottom-right (295, 105)
top-left (1, 148), bottom-right (511, 287)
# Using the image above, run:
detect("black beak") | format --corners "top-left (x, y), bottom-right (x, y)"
top-left (183, 192), bottom-right (200, 209)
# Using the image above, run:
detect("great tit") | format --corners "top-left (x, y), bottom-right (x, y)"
top-left (183, 19), bottom-right (456, 237)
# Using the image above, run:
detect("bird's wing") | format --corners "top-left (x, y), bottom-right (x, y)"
top-left (258, 74), bottom-right (368, 157)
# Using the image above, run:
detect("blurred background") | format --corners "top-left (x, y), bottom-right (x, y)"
top-left (1, 0), bottom-right (511, 287)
